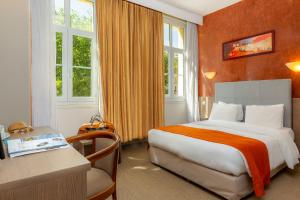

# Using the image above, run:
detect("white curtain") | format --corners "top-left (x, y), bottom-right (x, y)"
top-left (185, 22), bottom-right (200, 122)
top-left (31, 0), bottom-right (57, 129)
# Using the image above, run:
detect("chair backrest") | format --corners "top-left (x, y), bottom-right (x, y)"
top-left (66, 131), bottom-right (120, 182)
top-left (91, 134), bottom-right (120, 182)
top-left (94, 138), bottom-right (119, 179)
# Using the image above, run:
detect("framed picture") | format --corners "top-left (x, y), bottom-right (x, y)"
top-left (223, 31), bottom-right (275, 60)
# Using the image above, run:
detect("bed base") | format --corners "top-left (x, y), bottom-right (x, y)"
top-left (149, 146), bottom-right (285, 200)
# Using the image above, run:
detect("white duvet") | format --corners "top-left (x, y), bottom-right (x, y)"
top-left (148, 120), bottom-right (300, 176)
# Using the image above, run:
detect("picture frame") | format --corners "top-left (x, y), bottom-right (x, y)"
top-left (223, 30), bottom-right (275, 60)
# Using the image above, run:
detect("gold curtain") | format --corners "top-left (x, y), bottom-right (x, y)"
top-left (96, 0), bottom-right (164, 142)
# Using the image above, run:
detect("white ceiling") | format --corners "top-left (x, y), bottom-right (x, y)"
top-left (156, 0), bottom-right (241, 16)
top-left (127, 0), bottom-right (241, 24)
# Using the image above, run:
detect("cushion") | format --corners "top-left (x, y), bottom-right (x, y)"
top-left (245, 104), bottom-right (284, 129)
top-left (209, 103), bottom-right (243, 122)
top-left (218, 101), bottom-right (244, 121)
top-left (94, 138), bottom-right (115, 176)
top-left (87, 167), bottom-right (113, 197)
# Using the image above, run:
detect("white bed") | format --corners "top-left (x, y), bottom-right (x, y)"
top-left (148, 79), bottom-right (299, 200)
top-left (149, 120), bottom-right (299, 176)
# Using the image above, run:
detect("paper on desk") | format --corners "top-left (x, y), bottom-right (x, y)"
top-left (7, 133), bottom-right (69, 158)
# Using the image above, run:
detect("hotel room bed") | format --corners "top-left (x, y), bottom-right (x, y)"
top-left (148, 79), bottom-right (300, 200)
top-left (149, 120), bottom-right (297, 177)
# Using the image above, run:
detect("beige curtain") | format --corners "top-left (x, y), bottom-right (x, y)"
top-left (96, 0), bottom-right (164, 142)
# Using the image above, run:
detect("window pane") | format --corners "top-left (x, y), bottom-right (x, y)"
top-left (56, 32), bottom-right (63, 64)
top-left (56, 32), bottom-right (63, 97)
top-left (172, 26), bottom-right (184, 49)
top-left (164, 23), bottom-right (170, 46)
top-left (54, 0), bottom-right (64, 25)
top-left (173, 53), bottom-right (184, 96)
top-left (73, 35), bottom-right (91, 67)
top-left (56, 65), bottom-right (63, 96)
top-left (164, 51), bottom-right (169, 95)
top-left (73, 68), bottom-right (91, 97)
top-left (71, 0), bottom-right (94, 32)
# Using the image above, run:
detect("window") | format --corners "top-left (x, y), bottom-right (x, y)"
top-left (54, 0), bottom-right (97, 104)
top-left (164, 17), bottom-right (186, 99)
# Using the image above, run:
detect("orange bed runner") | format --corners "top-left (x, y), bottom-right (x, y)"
top-left (158, 125), bottom-right (270, 197)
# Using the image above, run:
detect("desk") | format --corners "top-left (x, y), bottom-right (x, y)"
top-left (0, 127), bottom-right (91, 200)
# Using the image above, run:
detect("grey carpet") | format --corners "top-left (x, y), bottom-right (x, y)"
top-left (109, 143), bottom-right (300, 200)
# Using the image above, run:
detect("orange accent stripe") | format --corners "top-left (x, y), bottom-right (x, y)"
top-left (158, 125), bottom-right (270, 197)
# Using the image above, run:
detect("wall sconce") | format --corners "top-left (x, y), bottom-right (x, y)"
top-left (204, 72), bottom-right (217, 80)
top-left (286, 61), bottom-right (300, 72)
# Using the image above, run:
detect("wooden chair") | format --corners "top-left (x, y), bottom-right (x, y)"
top-left (67, 131), bottom-right (120, 200)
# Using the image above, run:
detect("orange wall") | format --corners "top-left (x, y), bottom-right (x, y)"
top-left (198, 0), bottom-right (300, 97)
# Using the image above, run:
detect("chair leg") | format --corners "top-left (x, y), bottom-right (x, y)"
top-left (112, 192), bottom-right (117, 200)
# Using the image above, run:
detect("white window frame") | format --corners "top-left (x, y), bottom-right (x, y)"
top-left (54, 0), bottom-right (98, 105)
top-left (164, 16), bottom-right (186, 102)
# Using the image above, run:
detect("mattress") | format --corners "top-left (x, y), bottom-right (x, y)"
top-left (148, 120), bottom-right (299, 176)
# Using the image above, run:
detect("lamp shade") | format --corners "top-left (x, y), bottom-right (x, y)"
top-left (204, 72), bottom-right (217, 79)
top-left (199, 96), bottom-right (213, 119)
top-left (286, 62), bottom-right (300, 72)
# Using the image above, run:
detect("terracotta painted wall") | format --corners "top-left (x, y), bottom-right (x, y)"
top-left (198, 0), bottom-right (300, 97)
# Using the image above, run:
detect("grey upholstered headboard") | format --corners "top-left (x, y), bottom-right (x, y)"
top-left (215, 79), bottom-right (292, 128)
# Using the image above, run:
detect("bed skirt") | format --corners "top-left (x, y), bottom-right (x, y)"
top-left (149, 146), bottom-right (285, 200)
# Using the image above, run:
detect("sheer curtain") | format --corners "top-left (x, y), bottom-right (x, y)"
top-left (30, 0), bottom-right (57, 129)
top-left (185, 22), bottom-right (200, 122)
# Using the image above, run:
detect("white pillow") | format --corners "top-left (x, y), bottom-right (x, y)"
top-left (218, 101), bottom-right (244, 121)
top-left (245, 104), bottom-right (284, 129)
top-left (209, 103), bottom-right (242, 122)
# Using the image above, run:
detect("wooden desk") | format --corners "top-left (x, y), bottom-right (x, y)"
top-left (0, 127), bottom-right (91, 200)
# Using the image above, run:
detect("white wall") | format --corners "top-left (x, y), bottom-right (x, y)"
top-left (0, 0), bottom-right (30, 127)
top-left (57, 101), bottom-right (187, 136)
top-left (56, 105), bottom-right (99, 137)
top-left (165, 101), bottom-right (188, 125)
